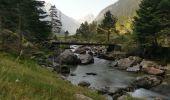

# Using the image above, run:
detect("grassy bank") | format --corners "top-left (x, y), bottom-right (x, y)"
top-left (0, 52), bottom-right (105, 100)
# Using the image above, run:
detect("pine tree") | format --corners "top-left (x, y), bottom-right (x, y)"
top-left (64, 30), bottom-right (69, 41)
top-left (134, 0), bottom-right (170, 48)
top-left (133, 0), bottom-right (161, 47)
top-left (76, 21), bottom-right (90, 38)
top-left (49, 5), bottom-right (62, 34)
top-left (0, 0), bottom-right (51, 42)
top-left (98, 11), bottom-right (117, 42)
top-left (156, 0), bottom-right (170, 45)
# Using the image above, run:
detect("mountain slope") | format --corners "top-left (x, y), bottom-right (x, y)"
top-left (45, 3), bottom-right (80, 34)
top-left (78, 14), bottom-right (95, 23)
top-left (95, 0), bottom-right (141, 33)
top-left (61, 13), bottom-right (80, 34)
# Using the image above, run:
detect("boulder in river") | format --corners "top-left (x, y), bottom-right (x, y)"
top-left (140, 60), bottom-right (165, 75)
top-left (115, 56), bottom-right (142, 70)
top-left (56, 50), bottom-right (81, 65)
top-left (151, 82), bottom-right (170, 97)
top-left (143, 67), bottom-right (165, 76)
top-left (132, 76), bottom-right (162, 89)
top-left (79, 54), bottom-right (94, 65)
top-left (75, 46), bottom-right (87, 54)
top-left (117, 58), bottom-right (134, 70)
top-left (78, 81), bottom-right (91, 87)
top-left (140, 60), bottom-right (160, 69)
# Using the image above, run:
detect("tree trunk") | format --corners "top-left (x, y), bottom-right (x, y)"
top-left (107, 30), bottom-right (110, 42)
top-left (153, 33), bottom-right (158, 47)
top-left (0, 16), bottom-right (4, 50)
top-left (16, 3), bottom-right (23, 61)
top-left (18, 13), bottom-right (23, 53)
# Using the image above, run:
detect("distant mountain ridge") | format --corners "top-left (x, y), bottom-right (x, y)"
top-left (95, 0), bottom-right (142, 33)
top-left (78, 14), bottom-right (95, 23)
top-left (44, 2), bottom-right (80, 35)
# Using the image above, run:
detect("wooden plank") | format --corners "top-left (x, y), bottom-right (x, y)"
top-left (52, 42), bottom-right (115, 46)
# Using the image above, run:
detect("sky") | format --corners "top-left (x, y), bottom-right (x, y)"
top-left (44, 0), bottom-right (118, 19)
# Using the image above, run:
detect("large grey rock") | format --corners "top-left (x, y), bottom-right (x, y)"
top-left (79, 54), bottom-right (94, 65)
top-left (75, 46), bottom-right (87, 54)
top-left (140, 60), bottom-right (165, 75)
top-left (128, 56), bottom-right (143, 65)
top-left (143, 67), bottom-right (165, 76)
top-left (92, 46), bottom-right (106, 56)
top-left (75, 94), bottom-right (93, 100)
top-left (132, 76), bottom-right (162, 89)
top-left (117, 58), bottom-right (134, 70)
top-left (140, 60), bottom-right (160, 69)
top-left (116, 56), bottom-right (142, 70)
top-left (56, 50), bottom-right (81, 65)
top-left (151, 82), bottom-right (170, 97)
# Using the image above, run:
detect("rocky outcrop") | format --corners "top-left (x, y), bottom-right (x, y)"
top-left (79, 54), bottom-right (94, 65)
top-left (132, 76), bottom-right (162, 89)
top-left (75, 46), bottom-right (87, 54)
top-left (78, 81), bottom-right (91, 87)
top-left (115, 56), bottom-right (142, 70)
top-left (56, 50), bottom-right (81, 65)
top-left (140, 60), bottom-right (165, 75)
top-left (113, 56), bottom-right (165, 75)
top-left (117, 58), bottom-right (135, 70)
top-left (151, 82), bottom-right (170, 97)
top-left (91, 46), bottom-right (106, 56)
top-left (143, 67), bottom-right (165, 76)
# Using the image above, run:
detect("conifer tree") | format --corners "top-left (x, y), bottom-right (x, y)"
top-left (49, 5), bottom-right (62, 34)
top-left (98, 11), bottom-right (117, 42)
top-left (134, 0), bottom-right (161, 47)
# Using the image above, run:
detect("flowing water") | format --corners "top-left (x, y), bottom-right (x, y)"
top-left (67, 45), bottom-right (170, 100)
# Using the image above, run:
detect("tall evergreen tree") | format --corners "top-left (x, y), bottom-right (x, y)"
top-left (133, 0), bottom-right (162, 47)
top-left (76, 21), bottom-right (90, 38)
top-left (98, 11), bottom-right (117, 42)
top-left (0, 0), bottom-right (51, 42)
top-left (49, 5), bottom-right (62, 34)
top-left (156, 0), bottom-right (170, 45)
top-left (64, 30), bottom-right (69, 41)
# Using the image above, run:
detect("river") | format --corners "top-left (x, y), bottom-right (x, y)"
top-left (66, 46), bottom-right (170, 100)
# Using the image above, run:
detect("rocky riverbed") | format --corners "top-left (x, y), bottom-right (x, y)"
top-left (42, 45), bottom-right (170, 100)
